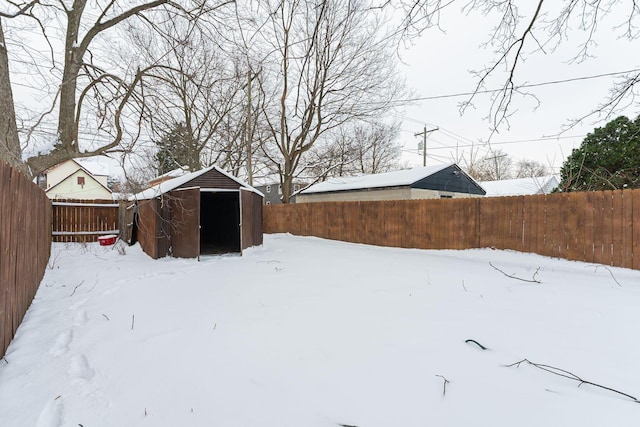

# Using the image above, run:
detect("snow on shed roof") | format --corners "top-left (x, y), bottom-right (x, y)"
top-left (479, 175), bottom-right (559, 197)
top-left (132, 165), bottom-right (263, 200)
top-left (300, 164), bottom-right (453, 194)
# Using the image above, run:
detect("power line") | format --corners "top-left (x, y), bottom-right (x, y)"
top-left (390, 68), bottom-right (640, 104)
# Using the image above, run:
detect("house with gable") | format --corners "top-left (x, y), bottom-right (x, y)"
top-left (296, 163), bottom-right (485, 203)
top-left (35, 158), bottom-right (113, 200)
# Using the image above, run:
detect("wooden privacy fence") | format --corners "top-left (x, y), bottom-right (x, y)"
top-left (1, 161), bottom-right (51, 359)
top-left (52, 199), bottom-right (119, 242)
top-left (264, 189), bottom-right (640, 270)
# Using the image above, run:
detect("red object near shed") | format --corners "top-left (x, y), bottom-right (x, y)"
top-left (98, 235), bottom-right (117, 246)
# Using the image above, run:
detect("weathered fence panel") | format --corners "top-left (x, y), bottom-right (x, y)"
top-left (264, 189), bottom-right (640, 270)
top-left (1, 161), bottom-right (51, 359)
top-left (51, 199), bottom-right (119, 242)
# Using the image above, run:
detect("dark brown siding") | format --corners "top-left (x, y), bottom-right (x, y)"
top-left (168, 188), bottom-right (201, 258)
top-left (136, 198), bottom-right (163, 259)
top-left (177, 169), bottom-right (241, 191)
top-left (264, 190), bottom-right (640, 270)
top-left (1, 161), bottom-right (51, 359)
top-left (241, 189), bottom-right (263, 250)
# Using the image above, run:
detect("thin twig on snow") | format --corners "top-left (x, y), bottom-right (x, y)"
top-left (436, 374), bottom-right (450, 396)
top-left (69, 280), bottom-right (85, 296)
top-left (505, 358), bottom-right (639, 403)
top-left (489, 262), bottom-right (541, 283)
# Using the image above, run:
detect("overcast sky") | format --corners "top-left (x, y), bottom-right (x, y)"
top-left (395, 4), bottom-right (640, 174)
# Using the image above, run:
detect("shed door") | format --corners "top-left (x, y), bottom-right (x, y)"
top-left (168, 187), bottom-right (200, 258)
top-left (240, 188), bottom-right (255, 251)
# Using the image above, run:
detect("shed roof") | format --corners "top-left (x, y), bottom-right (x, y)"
top-left (479, 175), bottom-right (560, 197)
top-left (133, 166), bottom-right (263, 200)
top-left (300, 163), bottom-right (456, 194)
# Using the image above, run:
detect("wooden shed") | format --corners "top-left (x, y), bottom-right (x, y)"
top-left (125, 166), bottom-right (263, 259)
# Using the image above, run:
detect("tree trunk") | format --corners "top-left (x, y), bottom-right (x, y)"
top-left (57, 0), bottom-right (87, 152)
top-left (0, 19), bottom-right (24, 170)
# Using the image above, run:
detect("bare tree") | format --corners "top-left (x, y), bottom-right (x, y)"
top-left (473, 149), bottom-right (513, 181)
top-left (352, 123), bottom-right (402, 174)
top-left (0, 1), bottom-right (40, 171)
top-left (252, 0), bottom-right (408, 203)
top-left (394, 0), bottom-right (640, 133)
top-left (124, 12), bottom-right (246, 173)
top-left (514, 159), bottom-right (549, 178)
top-left (1, 0), bottom-right (232, 176)
top-left (299, 122), bottom-right (401, 181)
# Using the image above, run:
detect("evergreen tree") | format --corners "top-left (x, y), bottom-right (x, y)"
top-left (559, 116), bottom-right (640, 191)
top-left (154, 122), bottom-right (197, 175)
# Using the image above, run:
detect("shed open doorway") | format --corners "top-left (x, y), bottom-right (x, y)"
top-left (200, 191), bottom-right (241, 254)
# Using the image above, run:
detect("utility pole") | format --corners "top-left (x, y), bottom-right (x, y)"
top-left (246, 69), bottom-right (253, 186)
top-left (485, 152), bottom-right (508, 180)
top-left (415, 125), bottom-right (439, 166)
top-left (245, 66), bottom-right (261, 186)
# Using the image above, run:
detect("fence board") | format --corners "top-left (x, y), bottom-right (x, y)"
top-left (264, 188), bottom-right (640, 271)
top-left (0, 162), bottom-right (51, 359)
top-left (51, 199), bottom-right (119, 242)
top-left (612, 191), bottom-right (624, 267)
top-left (633, 190), bottom-right (640, 270)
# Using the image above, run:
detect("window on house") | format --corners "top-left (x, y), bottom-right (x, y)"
top-left (266, 185), bottom-right (271, 193)
top-left (77, 176), bottom-right (85, 186)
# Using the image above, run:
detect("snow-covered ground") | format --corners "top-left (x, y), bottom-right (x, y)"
top-left (1, 234), bottom-right (639, 426)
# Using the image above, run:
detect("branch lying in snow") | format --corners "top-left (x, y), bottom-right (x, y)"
top-left (1, 356), bottom-right (8, 365)
top-left (69, 280), bottom-right (85, 296)
top-left (436, 375), bottom-right (450, 396)
top-left (505, 359), bottom-right (640, 403)
top-left (594, 266), bottom-right (622, 287)
top-left (489, 262), bottom-right (541, 284)
top-left (465, 339), bottom-right (488, 350)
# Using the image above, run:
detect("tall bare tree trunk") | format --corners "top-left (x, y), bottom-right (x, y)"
top-left (0, 19), bottom-right (23, 169)
top-left (57, 0), bottom-right (87, 154)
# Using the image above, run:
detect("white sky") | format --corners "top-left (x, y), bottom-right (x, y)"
top-left (395, 4), bottom-right (640, 173)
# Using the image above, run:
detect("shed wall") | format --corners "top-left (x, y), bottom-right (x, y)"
top-left (241, 190), bottom-right (264, 249)
top-left (136, 198), bottom-right (164, 259)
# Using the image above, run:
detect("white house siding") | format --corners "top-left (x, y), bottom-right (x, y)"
top-left (409, 189), bottom-right (484, 199)
top-left (46, 170), bottom-right (112, 200)
top-left (44, 160), bottom-right (80, 189)
top-left (296, 188), bottom-right (413, 203)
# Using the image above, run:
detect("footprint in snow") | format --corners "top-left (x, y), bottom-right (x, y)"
top-left (68, 354), bottom-right (94, 381)
top-left (36, 396), bottom-right (64, 427)
top-left (49, 330), bottom-right (73, 357)
top-left (68, 298), bottom-right (88, 311)
top-left (73, 309), bottom-right (88, 327)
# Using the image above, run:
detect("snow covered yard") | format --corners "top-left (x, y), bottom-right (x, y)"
top-left (1, 234), bottom-right (640, 427)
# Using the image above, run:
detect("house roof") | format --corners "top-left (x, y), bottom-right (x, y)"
top-left (148, 166), bottom-right (190, 185)
top-left (479, 175), bottom-right (560, 197)
top-left (132, 165), bottom-right (264, 200)
top-left (74, 158), bottom-right (110, 177)
top-left (300, 163), bottom-right (456, 194)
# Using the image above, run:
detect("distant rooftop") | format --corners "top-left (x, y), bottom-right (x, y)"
top-left (479, 175), bottom-right (560, 197)
top-left (300, 164), bottom-right (453, 194)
